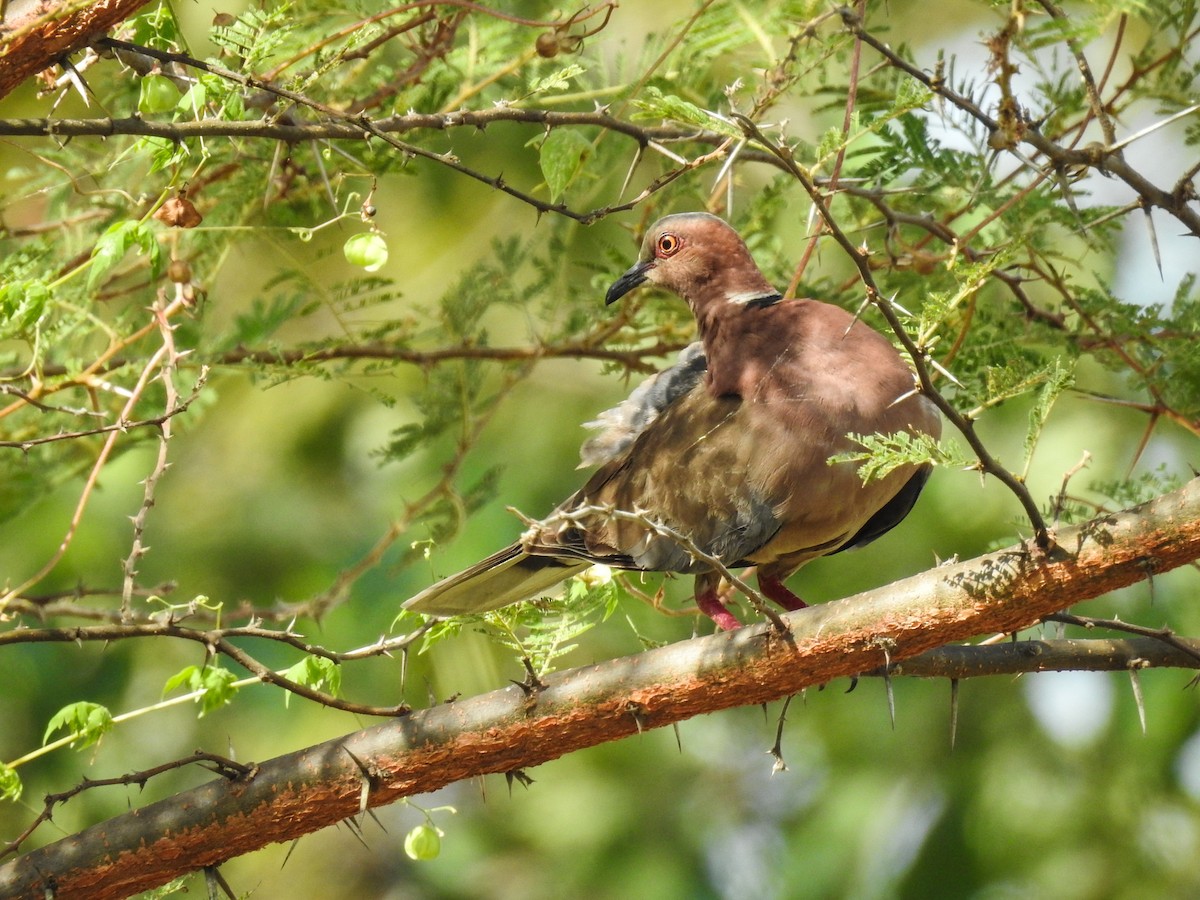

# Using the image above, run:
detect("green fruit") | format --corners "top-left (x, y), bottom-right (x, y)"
top-left (343, 233), bottom-right (388, 272)
top-left (139, 76), bottom-right (179, 114)
top-left (404, 824), bottom-right (441, 860)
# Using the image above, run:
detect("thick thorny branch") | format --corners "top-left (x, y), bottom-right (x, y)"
top-left (1, 751), bottom-right (253, 861)
top-left (3, 478), bottom-right (1198, 899)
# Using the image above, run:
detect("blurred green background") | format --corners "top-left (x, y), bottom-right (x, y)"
top-left (2, 1), bottom-right (1199, 898)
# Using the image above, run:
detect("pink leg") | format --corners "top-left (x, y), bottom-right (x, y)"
top-left (759, 571), bottom-right (807, 612)
top-left (694, 573), bottom-right (742, 631)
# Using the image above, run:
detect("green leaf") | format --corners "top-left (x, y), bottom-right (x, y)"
top-left (138, 135), bottom-right (192, 173)
top-left (482, 570), bottom-right (618, 675)
top-left (132, 218), bottom-right (164, 280)
top-left (892, 75), bottom-right (934, 113)
top-left (163, 664), bottom-right (239, 715)
top-left (632, 87), bottom-right (741, 137)
top-left (525, 63), bottom-right (585, 96)
top-left (282, 656), bottom-right (342, 707)
top-left (230, 292), bottom-right (309, 345)
top-left (175, 81), bottom-right (207, 116)
top-left (87, 221), bottom-right (162, 293)
top-left (43, 701), bottom-right (113, 749)
top-left (209, 7), bottom-right (290, 69)
top-left (344, 233), bottom-right (389, 272)
top-left (981, 354), bottom-right (1074, 420)
top-left (817, 124), bottom-right (845, 162)
top-left (0, 279), bottom-right (50, 339)
top-left (1023, 356), bottom-right (1075, 470)
top-left (538, 129), bottom-right (591, 201)
top-left (88, 221), bottom-right (136, 293)
top-left (830, 432), bottom-right (975, 484)
top-left (163, 664), bottom-right (200, 697)
top-left (413, 562), bottom-right (619, 672)
top-left (0, 762), bottom-right (23, 803)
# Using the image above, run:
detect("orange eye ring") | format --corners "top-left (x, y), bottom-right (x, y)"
top-left (656, 232), bottom-right (681, 257)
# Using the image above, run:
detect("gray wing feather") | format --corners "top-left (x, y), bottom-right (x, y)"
top-left (408, 345), bottom-right (714, 616)
top-left (579, 343), bottom-right (706, 467)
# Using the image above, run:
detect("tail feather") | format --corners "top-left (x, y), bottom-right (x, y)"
top-left (404, 544), bottom-right (589, 616)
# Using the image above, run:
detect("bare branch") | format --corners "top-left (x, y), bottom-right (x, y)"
top-left (6, 339), bottom-right (690, 385)
top-left (876, 637), bottom-right (1200, 678)
top-left (0, 109), bottom-right (708, 146)
top-left (0, 621), bottom-right (415, 716)
top-left (837, 6), bottom-right (1200, 237)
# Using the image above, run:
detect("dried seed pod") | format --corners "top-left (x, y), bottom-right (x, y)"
top-left (154, 196), bottom-right (203, 228)
top-left (535, 31), bottom-right (560, 58)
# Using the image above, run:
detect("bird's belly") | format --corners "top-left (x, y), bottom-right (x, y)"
top-left (744, 522), bottom-right (849, 566)
top-left (742, 463), bottom-right (915, 567)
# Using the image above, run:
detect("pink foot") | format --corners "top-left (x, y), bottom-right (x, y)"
top-left (695, 587), bottom-right (742, 631)
top-left (759, 572), bottom-right (807, 612)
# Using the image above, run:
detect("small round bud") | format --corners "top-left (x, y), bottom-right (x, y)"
top-left (167, 258), bottom-right (192, 283)
top-left (535, 32), bottom-right (560, 58)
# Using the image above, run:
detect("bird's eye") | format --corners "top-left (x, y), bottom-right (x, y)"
top-left (656, 233), bottom-right (681, 257)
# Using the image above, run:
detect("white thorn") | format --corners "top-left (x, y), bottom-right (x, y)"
top-left (883, 291), bottom-right (914, 317)
top-left (928, 356), bottom-right (964, 388)
top-left (1108, 103), bottom-right (1200, 153)
top-left (647, 141), bottom-right (689, 166)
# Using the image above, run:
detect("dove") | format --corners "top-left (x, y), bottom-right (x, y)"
top-left (405, 212), bottom-right (941, 629)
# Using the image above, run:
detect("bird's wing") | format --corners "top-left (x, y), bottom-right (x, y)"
top-left (579, 342), bottom-right (706, 467)
top-left (830, 461), bottom-right (933, 554)
top-left (526, 384), bottom-right (789, 573)
top-left (405, 346), bottom-right (712, 616)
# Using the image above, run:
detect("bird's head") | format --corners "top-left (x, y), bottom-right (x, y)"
top-left (605, 212), bottom-right (778, 311)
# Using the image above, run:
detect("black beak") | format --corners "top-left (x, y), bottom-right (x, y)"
top-left (605, 260), bottom-right (652, 305)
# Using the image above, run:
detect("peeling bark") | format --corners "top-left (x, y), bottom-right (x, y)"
top-left (0, 0), bottom-right (153, 101)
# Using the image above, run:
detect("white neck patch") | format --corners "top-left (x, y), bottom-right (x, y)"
top-left (727, 291), bottom-right (782, 307)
